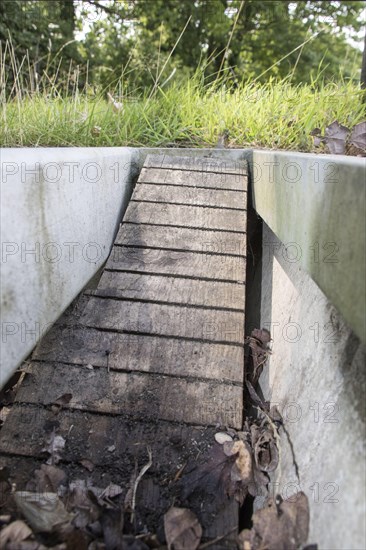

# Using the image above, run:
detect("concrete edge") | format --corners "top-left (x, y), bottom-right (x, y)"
top-left (251, 148), bottom-right (366, 343)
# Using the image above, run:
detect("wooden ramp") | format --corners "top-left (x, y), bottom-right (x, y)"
top-left (0, 155), bottom-right (247, 548)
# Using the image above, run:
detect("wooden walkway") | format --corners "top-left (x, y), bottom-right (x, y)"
top-left (0, 154), bottom-right (247, 548)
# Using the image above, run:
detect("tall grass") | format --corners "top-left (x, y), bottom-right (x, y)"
top-left (1, 40), bottom-right (365, 149)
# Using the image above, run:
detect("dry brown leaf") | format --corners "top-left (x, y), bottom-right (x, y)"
top-left (164, 507), bottom-right (202, 550)
top-left (348, 121), bottom-right (366, 155)
top-left (254, 431), bottom-right (279, 473)
top-left (0, 520), bottom-right (32, 546)
top-left (238, 492), bottom-right (310, 550)
top-left (245, 328), bottom-right (271, 386)
top-left (223, 440), bottom-right (252, 483)
top-left (182, 443), bottom-right (236, 501)
top-left (14, 491), bottom-right (72, 533)
top-left (324, 120), bottom-right (349, 154)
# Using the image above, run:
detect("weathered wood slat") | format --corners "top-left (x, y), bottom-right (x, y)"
top-left (107, 246), bottom-right (246, 282)
top-left (15, 362), bottom-right (243, 428)
top-left (144, 154), bottom-right (247, 175)
top-left (0, 155), bottom-right (247, 547)
top-left (95, 271), bottom-right (245, 309)
top-left (116, 224), bottom-right (246, 256)
top-left (0, 404), bottom-right (216, 467)
top-left (124, 201), bottom-right (246, 232)
top-left (132, 183), bottom-right (247, 209)
top-left (33, 327), bottom-right (244, 382)
top-left (82, 296), bottom-right (244, 345)
top-left (139, 167), bottom-right (245, 190)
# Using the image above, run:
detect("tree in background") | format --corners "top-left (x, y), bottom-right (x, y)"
top-left (1, 0), bottom-right (364, 94)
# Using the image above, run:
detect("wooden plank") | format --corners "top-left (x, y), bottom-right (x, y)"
top-left (107, 246), bottom-right (246, 282)
top-left (33, 327), bottom-right (244, 383)
top-left (0, 404), bottom-right (216, 466)
top-left (132, 183), bottom-right (247, 209)
top-left (15, 362), bottom-right (243, 428)
top-left (95, 271), bottom-right (245, 310)
top-left (82, 296), bottom-right (245, 345)
top-left (0, 153), bottom-right (247, 547)
top-left (124, 201), bottom-right (246, 232)
top-left (145, 154), bottom-right (247, 175)
top-left (116, 224), bottom-right (246, 256)
top-left (139, 167), bottom-right (246, 190)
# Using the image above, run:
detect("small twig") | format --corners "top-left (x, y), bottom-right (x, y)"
top-left (131, 446), bottom-right (153, 523)
top-left (172, 461), bottom-right (187, 482)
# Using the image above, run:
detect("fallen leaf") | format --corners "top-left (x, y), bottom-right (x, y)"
top-left (223, 440), bottom-right (252, 483)
top-left (245, 328), bottom-right (271, 387)
top-left (347, 121), bottom-right (366, 155)
top-left (0, 520), bottom-right (32, 546)
top-left (238, 492), bottom-right (310, 550)
top-left (164, 507), bottom-right (202, 550)
top-left (42, 429), bottom-right (66, 465)
top-left (182, 442), bottom-right (236, 501)
top-left (14, 491), bottom-right (72, 533)
top-left (324, 120), bottom-right (349, 155)
top-left (253, 430), bottom-right (279, 473)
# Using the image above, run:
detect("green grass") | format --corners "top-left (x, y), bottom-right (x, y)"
top-left (1, 76), bottom-right (365, 149)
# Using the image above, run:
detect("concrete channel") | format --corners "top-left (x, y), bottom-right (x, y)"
top-left (0, 146), bottom-right (365, 549)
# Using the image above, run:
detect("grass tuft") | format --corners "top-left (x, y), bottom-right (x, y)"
top-left (1, 42), bottom-right (365, 149)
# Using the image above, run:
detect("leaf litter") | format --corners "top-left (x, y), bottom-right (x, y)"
top-left (0, 327), bottom-right (316, 549)
top-left (311, 120), bottom-right (366, 156)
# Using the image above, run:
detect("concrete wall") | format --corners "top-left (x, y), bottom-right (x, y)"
top-left (0, 146), bottom-right (250, 385)
top-left (251, 150), bottom-right (366, 344)
top-left (258, 223), bottom-right (365, 550)
top-left (0, 147), bottom-right (137, 385)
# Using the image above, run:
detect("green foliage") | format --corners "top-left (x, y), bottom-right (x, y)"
top-left (1, 68), bottom-right (365, 149)
top-left (1, 0), bottom-right (364, 93)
